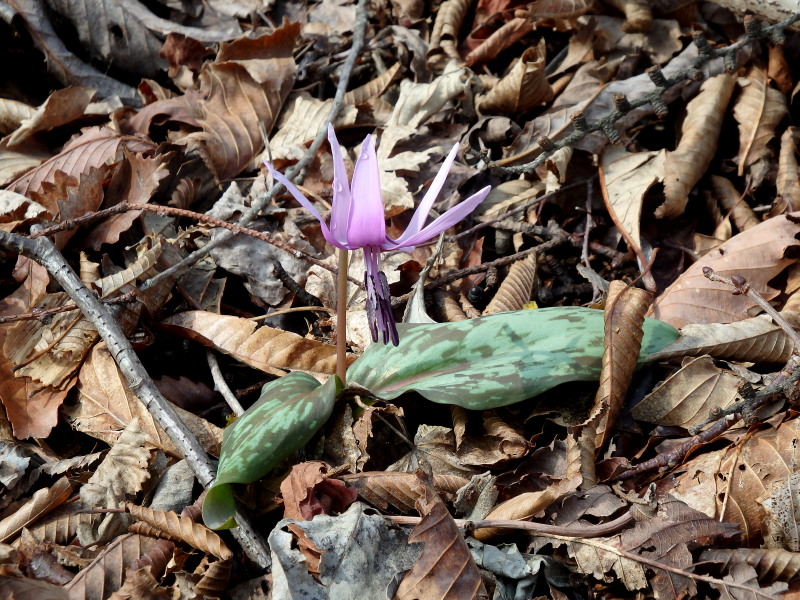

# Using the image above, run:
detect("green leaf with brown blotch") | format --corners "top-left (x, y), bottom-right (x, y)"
top-left (347, 307), bottom-right (678, 410)
top-left (202, 372), bottom-right (341, 530)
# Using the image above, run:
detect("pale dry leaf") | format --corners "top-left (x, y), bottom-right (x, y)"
top-left (733, 65), bottom-right (788, 178)
top-left (341, 471), bottom-right (468, 513)
top-left (127, 503), bottom-right (232, 560)
top-left (659, 73), bottom-right (737, 219)
top-left (649, 212), bottom-right (800, 328)
top-left (389, 424), bottom-right (480, 479)
top-left (478, 41), bottom-right (554, 115)
top-left (344, 62), bottom-right (402, 105)
top-left (160, 310), bottom-right (352, 374)
top-left (427, 0), bottom-right (470, 68)
top-left (0, 97), bottom-right (37, 136)
top-left (646, 313), bottom-right (799, 364)
top-left (4, 87), bottom-right (95, 148)
top-left (78, 419), bottom-right (151, 545)
top-left (388, 64), bottom-right (470, 128)
top-left (711, 562), bottom-right (789, 599)
top-left (526, 0), bottom-right (593, 19)
top-left (632, 355), bottom-right (742, 429)
top-left (772, 126), bottom-right (800, 217)
top-left (0, 476), bottom-right (73, 543)
top-left (760, 471), bottom-right (800, 551)
top-left (0, 147), bottom-right (48, 188)
top-left (712, 175), bottom-right (760, 231)
top-left (483, 254), bottom-right (537, 315)
top-left (465, 17), bottom-right (534, 67)
top-left (604, 0), bottom-right (652, 32)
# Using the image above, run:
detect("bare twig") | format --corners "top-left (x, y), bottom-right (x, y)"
top-left (207, 350), bottom-right (245, 416)
top-left (0, 290), bottom-right (138, 325)
top-left (0, 230), bottom-right (271, 569)
top-left (139, 0), bottom-right (371, 292)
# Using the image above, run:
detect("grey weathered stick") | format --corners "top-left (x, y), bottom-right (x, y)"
top-left (0, 231), bottom-right (271, 569)
top-left (141, 0), bottom-right (371, 292)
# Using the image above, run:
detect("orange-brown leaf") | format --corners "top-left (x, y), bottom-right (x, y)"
top-left (0, 476), bottom-right (73, 543)
top-left (127, 504), bottom-right (232, 560)
top-left (483, 254), bottom-right (537, 315)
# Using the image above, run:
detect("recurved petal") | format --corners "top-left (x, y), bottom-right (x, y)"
top-left (265, 161), bottom-right (345, 249)
top-left (327, 124), bottom-right (352, 247)
top-left (394, 143), bottom-right (460, 245)
top-left (346, 135), bottom-right (387, 247)
top-left (385, 186), bottom-right (491, 250)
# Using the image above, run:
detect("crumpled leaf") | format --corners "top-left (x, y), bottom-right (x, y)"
top-left (202, 373), bottom-right (341, 530)
top-left (649, 213), bottom-right (800, 328)
top-left (348, 308), bottom-right (677, 410)
top-left (340, 471), bottom-right (469, 513)
top-left (396, 474), bottom-right (489, 600)
top-left (4, 86), bottom-right (95, 149)
top-left (477, 40), bottom-right (553, 115)
top-left (700, 547), bottom-right (800, 584)
top-left (772, 126), bottom-right (800, 217)
top-left (0, 476), bottom-right (73, 543)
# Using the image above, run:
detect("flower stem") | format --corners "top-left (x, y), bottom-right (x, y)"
top-left (336, 248), bottom-right (349, 385)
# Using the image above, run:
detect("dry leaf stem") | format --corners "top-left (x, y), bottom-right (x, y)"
top-left (0, 230), bottom-right (271, 569)
top-left (139, 0), bottom-right (370, 292)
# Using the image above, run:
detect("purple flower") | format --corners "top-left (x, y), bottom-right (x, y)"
top-left (265, 124), bottom-right (491, 345)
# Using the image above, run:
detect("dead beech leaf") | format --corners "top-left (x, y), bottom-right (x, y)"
top-left (194, 559), bottom-right (233, 599)
top-left (649, 213), bottom-right (800, 328)
top-left (700, 547), bottom-right (800, 584)
top-left (760, 471), bottom-right (800, 551)
top-left (340, 471), bottom-right (469, 513)
top-left (106, 567), bottom-right (171, 600)
top-left (68, 342), bottom-right (223, 457)
top-left (126, 503), bottom-right (232, 560)
top-left (78, 420), bottom-right (151, 545)
top-left (65, 533), bottom-right (162, 599)
top-left (387, 64), bottom-right (470, 129)
top-left (604, 0), bottom-right (652, 32)
top-left (526, 0), bottom-right (593, 19)
top-left (772, 126), bottom-right (800, 217)
top-left (466, 17), bottom-right (534, 68)
top-left (8, 126), bottom-right (153, 197)
top-left (427, 0), bottom-right (470, 68)
top-left (0, 476), bottom-right (73, 543)
top-left (344, 61), bottom-right (402, 105)
top-left (0, 569), bottom-right (70, 599)
top-left (632, 356), bottom-right (742, 429)
top-left (390, 425), bottom-right (480, 479)
top-left (0, 97), bottom-right (37, 136)
top-left (160, 311), bottom-right (351, 375)
top-left (4, 86), bottom-right (95, 149)
top-left (456, 412), bottom-right (530, 467)
top-left (734, 65), bottom-right (788, 180)
top-left (658, 73), bottom-right (737, 219)
top-left (483, 254), bottom-right (537, 315)
top-left (583, 282), bottom-right (651, 453)
top-left (711, 175), bottom-right (760, 232)
top-left (646, 313), bottom-right (799, 364)
top-left (396, 474), bottom-right (489, 600)
top-left (478, 41), bottom-right (553, 116)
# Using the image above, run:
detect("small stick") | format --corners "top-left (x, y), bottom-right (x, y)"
top-left (207, 350), bottom-right (245, 416)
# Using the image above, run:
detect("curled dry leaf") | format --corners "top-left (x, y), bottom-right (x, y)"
top-left (430, 288), bottom-right (468, 322)
top-left (395, 474), bottom-right (489, 600)
top-left (711, 175), bottom-right (760, 232)
top-left (583, 281), bottom-right (651, 453)
top-left (477, 41), bottom-right (554, 115)
top-left (0, 476), bottom-right (73, 543)
top-left (646, 312), bottom-right (799, 364)
top-left (340, 471), bottom-right (469, 513)
top-left (427, 0), bottom-right (471, 68)
top-left (466, 17), bottom-right (534, 67)
top-left (106, 567), bottom-right (171, 600)
top-left (659, 73), bottom-right (737, 219)
top-left (604, 0), bottom-right (652, 32)
top-left (772, 126), bottom-right (800, 217)
top-left (632, 356), bottom-right (742, 430)
top-left (733, 65), bottom-right (788, 180)
top-left (126, 503), bottom-right (232, 560)
top-left (700, 547), bottom-right (800, 584)
top-left (525, 0), bottom-right (593, 19)
top-left (344, 62), bottom-right (402, 105)
top-left (649, 212), bottom-right (800, 328)
top-left (4, 87), bottom-right (95, 149)
top-left (388, 65), bottom-right (470, 129)
top-left (456, 412), bottom-right (530, 467)
top-left (0, 97), bottom-right (37, 136)
top-left (160, 311), bottom-right (351, 375)
top-left (483, 254), bottom-right (537, 315)
top-left (194, 558), bottom-right (233, 598)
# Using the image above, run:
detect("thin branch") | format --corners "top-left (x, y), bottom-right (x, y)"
top-left (139, 0), bottom-right (371, 292)
top-left (0, 290), bottom-right (137, 325)
top-left (207, 350), bottom-right (245, 416)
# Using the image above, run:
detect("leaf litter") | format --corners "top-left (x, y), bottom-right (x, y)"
top-left (2, 1), bottom-right (800, 598)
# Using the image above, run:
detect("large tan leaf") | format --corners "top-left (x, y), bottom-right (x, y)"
top-left (3, 87), bottom-right (95, 149)
top-left (160, 311), bottom-right (351, 375)
top-left (734, 65), bottom-right (788, 179)
top-left (78, 420), bottom-right (151, 545)
top-left (67, 342), bottom-right (222, 456)
top-left (477, 41), bottom-right (553, 115)
top-left (483, 254), bottom-right (537, 315)
top-left (395, 474), bottom-right (489, 600)
top-left (649, 213), bottom-right (800, 328)
top-left (632, 356), bottom-right (742, 429)
top-left (0, 476), bottom-right (73, 543)
top-left (658, 73), bottom-right (737, 219)
top-left (646, 312), bottom-right (799, 364)
top-left (340, 471), bottom-right (469, 513)
top-left (8, 126), bottom-right (153, 197)
top-left (127, 503), bottom-right (232, 560)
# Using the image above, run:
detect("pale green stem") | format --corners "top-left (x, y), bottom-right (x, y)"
top-left (336, 248), bottom-right (349, 385)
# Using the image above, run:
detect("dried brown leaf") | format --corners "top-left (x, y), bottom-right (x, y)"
top-left (430, 289), bottom-right (468, 322)
top-left (649, 213), bottom-right (800, 327)
top-left (427, 0), bottom-right (470, 67)
top-left (4, 87), bottom-right (95, 149)
top-left (344, 62), bottom-right (402, 105)
top-left (340, 471), bottom-right (468, 513)
top-left (65, 533), bottom-right (162, 600)
top-left (734, 65), bottom-right (788, 179)
top-left (0, 566), bottom-right (70, 599)
top-left (127, 503), bottom-right (232, 560)
top-left (25, 503), bottom-right (84, 544)
top-left (107, 567), bottom-right (172, 600)
top-left (760, 471), bottom-right (800, 551)
top-left (700, 547), bottom-right (800, 584)
top-left (67, 342), bottom-right (223, 456)
top-left (604, 0), bottom-right (652, 32)
top-left (194, 558), bottom-right (233, 598)
top-left (526, 0), bottom-right (593, 19)
top-left (395, 474), bottom-right (489, 600)
top-left (0, 98), bottom-right (37, 136)
top-left (659, 73), bottom-right (737, 219)
top-left (160, 310), bottom-right (351, 375)
top-left (712, 175), bottom-right (760, 232)
top-left (646, 312), bottom-right (799, 364)
top-left (465, 18), bottom-right (534, 67)
top-left (632, 356), bottom-right (742, 429)
top-left (483, 254), bottom-right (537, 315)
top-left (478, 41), bottom-right (553, 115)
top-left (711, 563), bottom-right (789, 599)
top-left (0, 476), bottom-right (73, 543)
top-left (772, 126), bottom-right (800, 217)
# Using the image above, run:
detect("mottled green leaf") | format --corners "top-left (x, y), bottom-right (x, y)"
top-left (347, 308), bottom-right (677, 410)
top-left (203, 372), bottom-right (341, 529)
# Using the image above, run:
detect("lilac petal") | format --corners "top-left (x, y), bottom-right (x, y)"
top-left (346, 135), bottom-right (387, 248)
top-left (264, 161), bottom-right (346, 250)
top-left (394, 143), bottom-right (460, 245)
top-left (385, 186), bottom-right (491, 250)
top-left (327, 124), bottom-right (352, 247)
